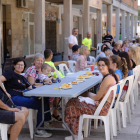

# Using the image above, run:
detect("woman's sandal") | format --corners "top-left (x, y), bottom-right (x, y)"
top-left (52, 114), bottom-right (62, 122)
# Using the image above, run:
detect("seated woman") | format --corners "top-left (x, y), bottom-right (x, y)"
top-left (0, 57), bottom-right (52, 138)
top-left (119, 52), bottom-right (133, 76)
top-left (0, 84), bottom-right (28, 140)
top-left (25, 53), bottom-right (62, 123)
top-left (65, 57), bottom-right (118, 140)
top-left (112, 43), bottom-right (121, 55)
top-left (128, 46), bottom-right (140, 68)
top-left (75, 45), bottom-right (93, 72)
top-left (109, 55), bottom-right (128, 81)
top-left (24, 53), bottom-right (52, 87)
top-left (118, 52), bottom-right (133, 101)
top-left (109, 55), bottom-right (128, 96)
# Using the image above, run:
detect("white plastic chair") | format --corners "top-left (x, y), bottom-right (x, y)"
top-left (96, 43), bottom-right (103, 56)
top-left (0, 124), bottom-right (18, 140)
top-left (68, 60), bottom-right (76, 73)
top-left (119, 75), bottom-right (134, 128)
top-left (111, 80), bottom-right (125, 136)
top-left (58, 63), bottom-right (72, 76)
top-left (89, 56), bottom-right (95, 63)
top-left (130, 66), bottom-right (139, 112)
top-left (78, 84), bottom-right (117, 140)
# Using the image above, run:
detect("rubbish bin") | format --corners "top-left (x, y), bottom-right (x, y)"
top-left (52, 53), bottom-right (62, 62)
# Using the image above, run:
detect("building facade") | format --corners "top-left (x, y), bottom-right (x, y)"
top-left (0, 0), bottom-right (138, 73)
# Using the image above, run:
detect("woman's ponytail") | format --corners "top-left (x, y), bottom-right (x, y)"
top-left (121, 57), bottom-right (128, 78)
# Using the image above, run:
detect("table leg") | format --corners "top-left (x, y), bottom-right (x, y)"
top-left (61, 97), bottom-right (75, 140)
top-left (33, 97), bottom-right (45, 140)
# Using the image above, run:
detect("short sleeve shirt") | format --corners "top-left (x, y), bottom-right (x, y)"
top-left (70, 53), bottom-right (80, 61)
top-left (95, 52), bottom-right (106, 62)
top-left (103, 35), bottom-right (113, 43)
top-left (115, 69), bottom-right (123, 94)
top-left (45, 61), bottom-right (65, 78)
top-left (24, 66), bottom-right (42, 83)
top-left (2, 70), bottom-right (31, 97)
top-left (82, 38), bottom-right (92, 54)
top-left (68, 35), bottom-right (78, 56)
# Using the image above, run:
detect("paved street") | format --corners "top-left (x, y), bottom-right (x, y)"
top-left (1, 87), bottom-right (139, 140)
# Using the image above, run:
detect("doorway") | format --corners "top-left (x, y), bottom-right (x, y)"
top-left (45, 21), bottom-right (57, 52)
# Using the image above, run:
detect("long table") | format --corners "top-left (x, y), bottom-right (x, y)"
top-left (24, 70), bottom-right (102, 140)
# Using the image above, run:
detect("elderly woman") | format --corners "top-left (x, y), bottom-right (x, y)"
top-left (25, 53), bottom-right (62, 122)
top-left (24, 53), bottom-right (52, 87)
top-left (0, 57), bottom-right (52, 138)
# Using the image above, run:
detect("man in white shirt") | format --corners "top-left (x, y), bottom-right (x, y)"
top-left (68, 28), bottom-right (78, 60)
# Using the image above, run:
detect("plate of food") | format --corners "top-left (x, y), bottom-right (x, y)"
top-left (78, 75), bottom-right (91, 79)
top-left (84, 72), bottom-right (94, 76)
top-left (71, 81), bottom-right (78, 85)
top-left (60, 83), bottom-right (72, 89)
top-left (76, 79), bottom-right (84, 83)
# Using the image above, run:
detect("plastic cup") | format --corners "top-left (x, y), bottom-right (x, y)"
top-left (90, 65), bottom-right (94, 71)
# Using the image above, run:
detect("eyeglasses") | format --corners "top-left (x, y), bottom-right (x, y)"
top-left (16, 64), bottom-right (25, 67)
top-left (97, 64), bottom-right (106, 67)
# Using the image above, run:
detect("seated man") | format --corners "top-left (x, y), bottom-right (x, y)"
top-left (44, 49), bottom-right (69, 78)
top-left (70, 45), bottom-right (81, 61)
top-left (0, 84), bottom-right (28, 140)
top-left (95, 47), bottom-right (110, 62)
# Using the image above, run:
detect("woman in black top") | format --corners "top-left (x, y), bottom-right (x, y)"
top-left (112, 43), bottom-right (120, 55)
top-left (0, 57), bottom-right (52, 138)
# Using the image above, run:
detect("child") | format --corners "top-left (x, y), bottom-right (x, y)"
top-left (41, 63), bottom-right (56, 104)
top-left (41, 63), bottom-right (56, 83)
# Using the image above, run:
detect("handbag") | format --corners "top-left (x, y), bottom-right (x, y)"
top-left (0, 87), bottom-right (15, 108)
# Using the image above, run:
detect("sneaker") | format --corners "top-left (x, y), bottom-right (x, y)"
top-left (35, 130), bottom-right (52, 138)
top-left (65, 135), bottom-right (83, 140)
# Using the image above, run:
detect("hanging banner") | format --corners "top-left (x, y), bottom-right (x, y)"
top-left (89, 0), bottom-right (102, 10)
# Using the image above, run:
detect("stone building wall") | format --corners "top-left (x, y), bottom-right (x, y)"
top-left (122, 0), bottom-right (138, 10)
top-left (1, 0), bottom-right (60, 58)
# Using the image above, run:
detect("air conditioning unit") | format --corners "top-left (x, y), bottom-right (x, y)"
top-left (17, 0), bottom-right (28, 8)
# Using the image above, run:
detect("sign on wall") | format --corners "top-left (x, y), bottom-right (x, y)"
top-left (45, 11), bottom-right (57, 21)
top-left (89, 0), bottom-right (102, 10)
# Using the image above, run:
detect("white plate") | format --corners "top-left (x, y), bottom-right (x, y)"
top-left (60, 84), bottom-right (72, 89)
top-left (76, 80), bottom-right (84, 83)
top-left (76, 78), bottom-right (85, 81)
top-left (78, 76), bottom-right (92, 79)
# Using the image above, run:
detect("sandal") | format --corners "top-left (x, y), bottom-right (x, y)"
top-left (52, 114), bottom-right (62, 122)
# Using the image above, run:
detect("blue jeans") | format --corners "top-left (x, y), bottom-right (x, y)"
top-left (11, 96), bottom-right (51, 127)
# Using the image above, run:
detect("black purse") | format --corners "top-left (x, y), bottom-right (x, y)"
top-left (0, 87), bottom-right (15, 108)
